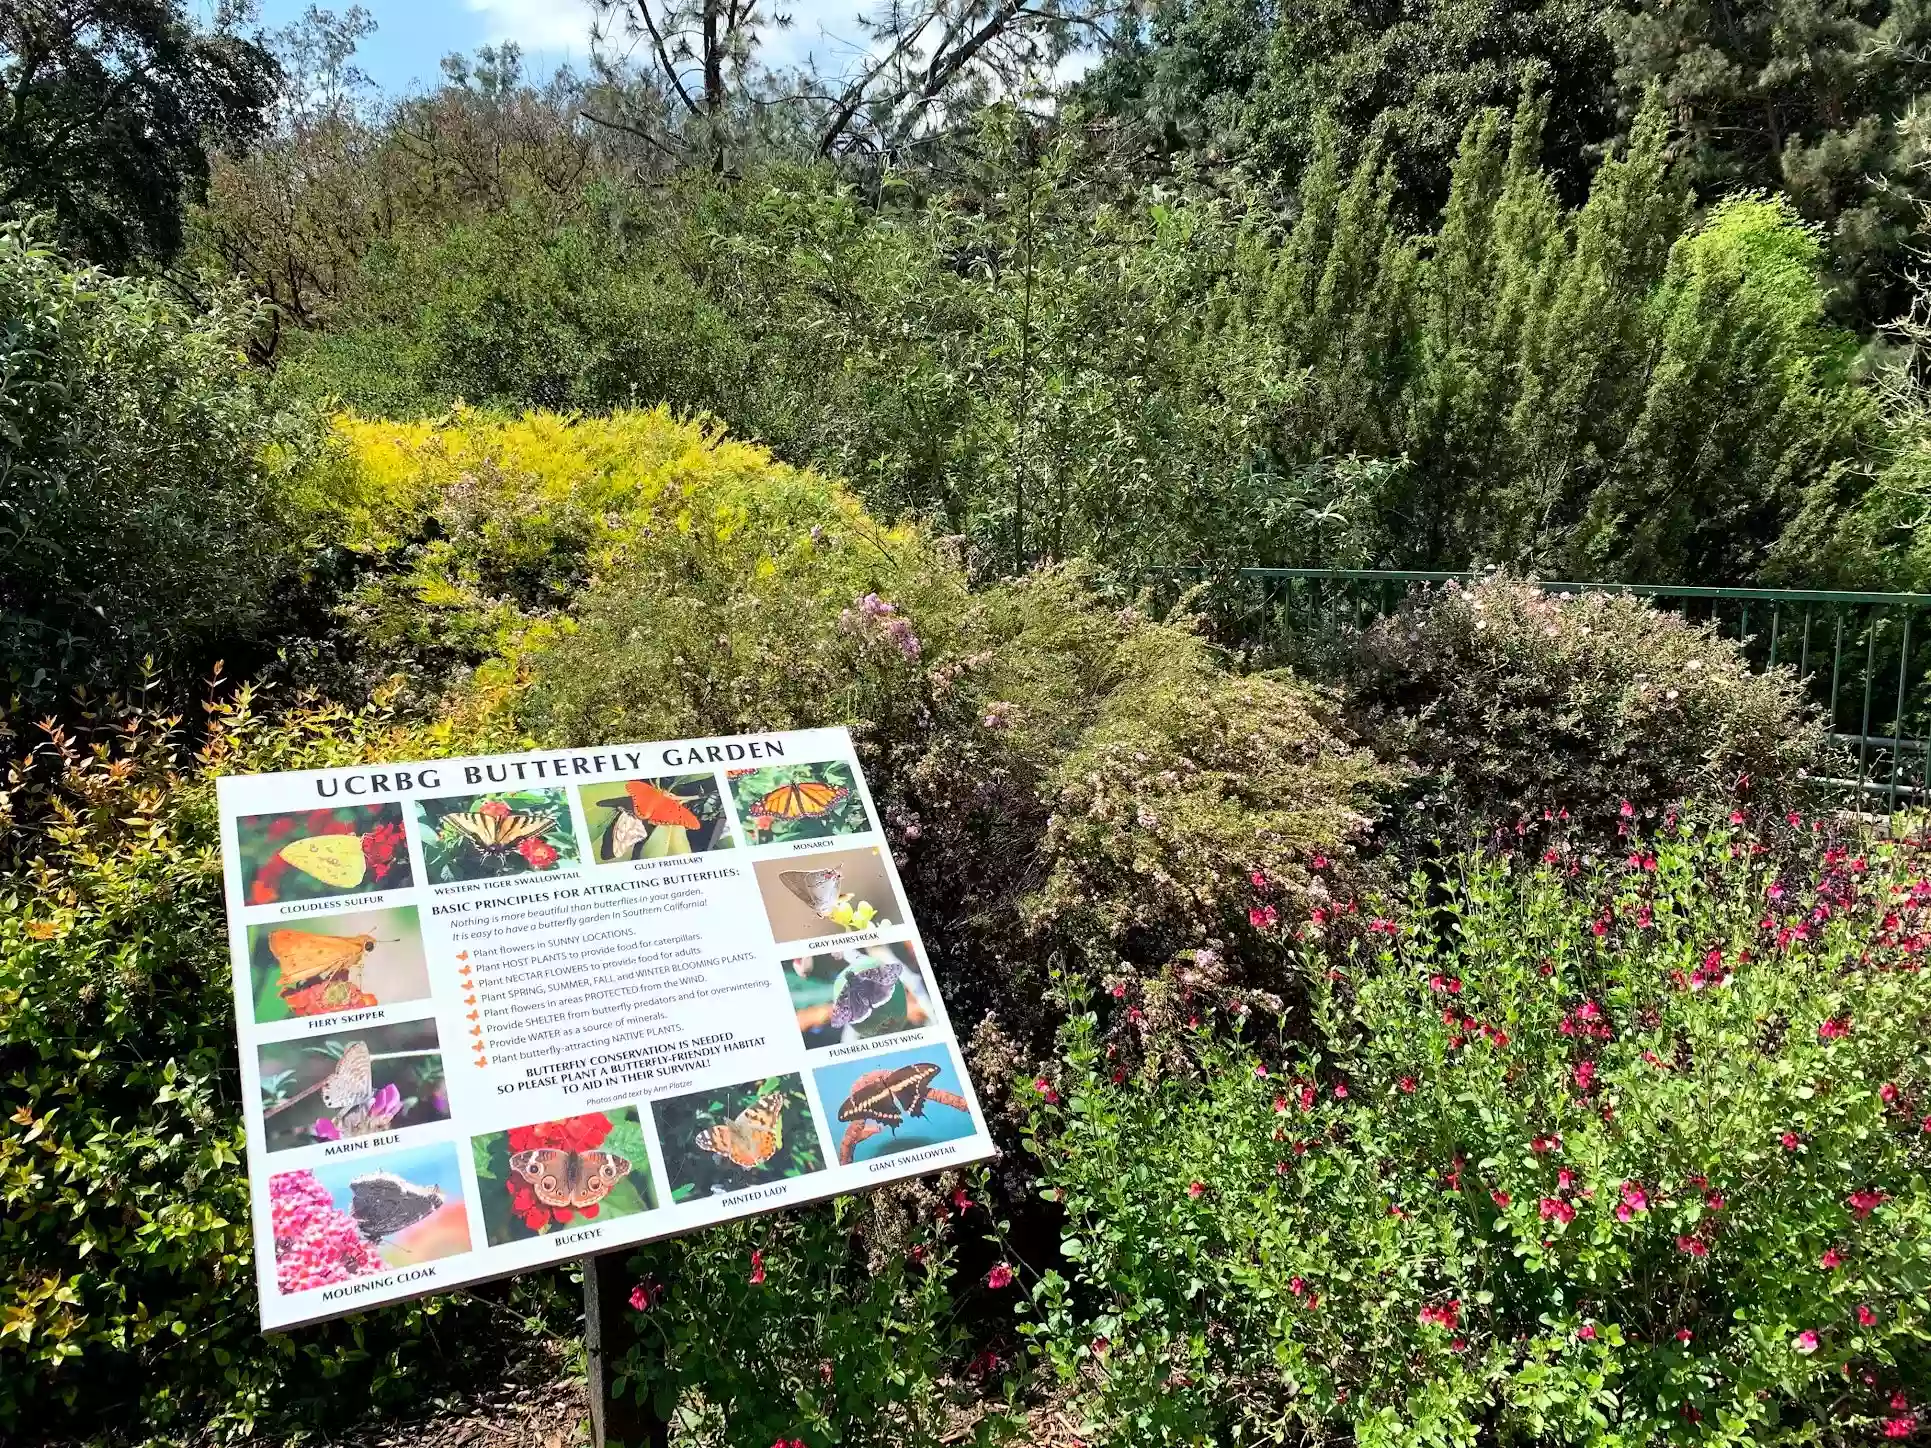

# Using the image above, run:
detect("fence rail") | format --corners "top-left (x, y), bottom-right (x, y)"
top-left (1131, 568), bottom-right (1931, 815)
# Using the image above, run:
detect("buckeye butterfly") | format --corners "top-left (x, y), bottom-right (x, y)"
top-left (694, 1090), bottom-right (788, 1169)
top-left (509, 1147), bottom-right (633, 1210)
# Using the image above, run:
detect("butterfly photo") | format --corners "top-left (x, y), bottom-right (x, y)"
top-left (753, 845), bottom-right (905, 944)
top-left (786, 942), bottom-right (935, 1050)
top-left (580, 773), bottom-right (734, 863)
top-left (235, 803), bottom-right (414, 905)
top-left (727, 761), bottom-right (870, 843)
top-left (652, 1074), bottom-right (824, 1201)
top-left (245, 905), bottom-right (430, 1023)
top-left (269, 1144), bottom-right (471, 1295)
top-left (471, 1108), bottom-right (657, 1245)
top-left (812, 1042), bottom-right (979, 1166)
top-left (412, 789), bottom-right (579, 883)
top-left (257, 1019), bottom-right (450, 1152)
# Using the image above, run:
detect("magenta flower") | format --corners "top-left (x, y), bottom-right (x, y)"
top-left (1792, 1329), bottom-right (1819, 1355)
top-left (986, 1263), bottom-right (1014, 1289)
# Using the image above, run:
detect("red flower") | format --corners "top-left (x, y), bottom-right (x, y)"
top-left (1398, 1076), bottom-right (1416, 1093)
top-left (1818, 1016), bottom-right (1851, 1040)
top-left (749, 1249), bottom-right (766, 1285)
top-left (1578, 1322), bottom-right (1596, 1341)
top-left (1248, 905), bottom-right (1278, 929)
top-left (1881, 1082), bottom-right (1901, 1105)
top-left (1793, 1329), bottom-right (1819, 1355)
top-left (986, 1263), bottom-right (1015, 1289)
top-left (517, 835), bottom-right (559, 869)
top-left (1187, 1180), bottom-right (1205, 1198)
top-left (628, 1278), bottom-right (661, 1312)
top-left (952, 1188), bottom-right (972, 1213)
top-left (1821, 1247), bottom-right (1844, 1270)
top-left (1033, 1076), bottom-right (1060, 1105)
top-left (1333, 1082), bottom-right (1349, 1099)
top-left (1539, 1197), bottom-right (1576, 1224)
top-left (1676, 1328), bottom-right (1693, 1343)
top-left (478, 799), bottom-right (513, 819)
top-left (1883, 1417), bottom-right (1917, 1438)
top-left (1848, 1189), bottom-right (1888, 1220)
top-left (1858, 1305), bottom-right (1878, 1326)
top-left (1492, 1190), bottom-right (1511, 1209)
top-left (1676, 1235), bottom-right (1709, 1258)
top-left (1781, 1132), bottom-right (1802, 1151)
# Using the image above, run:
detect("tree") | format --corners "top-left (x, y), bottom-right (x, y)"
top-left (1078, 0), bottom-right (1621, 208)
top-left (1608, 0), bottom-right (1931, 322)
top-left (584, 0), bottom-right (1113, 170)
top-left (0, 0), bottom-right (280, 269)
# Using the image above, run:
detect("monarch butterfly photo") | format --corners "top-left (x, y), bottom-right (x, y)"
top-left (727, 761), bottom-right (870, 842)
top-left (411, 790), bottom-right (580, 883)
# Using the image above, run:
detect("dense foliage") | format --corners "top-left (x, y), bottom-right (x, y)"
top-left (0, 223), bottom-right (308, 707)
top-left (1346, 576), bottom-right (1829, 842)
top-left (1020, 816), bottom-right (1931, 1445)
top-left (0, 0), bottom-right (279, 267)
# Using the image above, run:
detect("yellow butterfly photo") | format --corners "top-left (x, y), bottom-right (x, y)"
top-left (235, 804), bottom-right (414, 904)
top-left (412, 789), bottom-right (580, 883)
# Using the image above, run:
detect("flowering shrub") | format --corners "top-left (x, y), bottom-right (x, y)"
top-left (1018, 813), bottom-right (1930, 1445)
top-left (0, 688), bottom-right (571, 1440)
top-left (612, 1189), bottom-right (997, 1447)
top-left (1347, 575), bottom-right (1828, 843)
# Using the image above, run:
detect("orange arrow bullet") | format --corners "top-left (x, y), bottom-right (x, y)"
top-left (474, 1055), bottom-right (487, 1067)
top-left (456, 951), bottom-right (469, 961)
top-left (466, 1010), bottom-right (479, 1023)
top-left (470, 1026), bottom-right (483, 1040)
top-left (464, 995), bottom-right (477, 1006)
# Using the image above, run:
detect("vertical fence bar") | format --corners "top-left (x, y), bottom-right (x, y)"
top-left (1768, 605), bottom-right (1782, 669)
top-left (1892, 609), bottom-right (1913, 818)
top-left (1858, 609), bottom-right (1877, 804)
top-left (1829, 610), bottom-right (1846, 739)
top-left (1800, 606), bottom-right (1812, 683)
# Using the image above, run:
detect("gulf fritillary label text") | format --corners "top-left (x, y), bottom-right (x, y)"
top-left (217, 727), bottom-right (995, 1330)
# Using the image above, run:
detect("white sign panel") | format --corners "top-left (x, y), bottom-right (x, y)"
top-left (216, 728), bottom-right (994, 1330)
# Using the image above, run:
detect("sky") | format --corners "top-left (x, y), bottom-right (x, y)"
top-left (242, 0), bottom-right (879, 95)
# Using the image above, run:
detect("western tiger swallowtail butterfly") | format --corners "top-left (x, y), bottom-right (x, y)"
top-left (441, 809), bottom-right (557, 853)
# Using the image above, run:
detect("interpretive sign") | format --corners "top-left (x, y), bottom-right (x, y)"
top-left (217, 728), bottom-right (994, 1330)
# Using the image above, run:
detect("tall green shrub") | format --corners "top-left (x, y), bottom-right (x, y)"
top-left (0, 222), bottom-right (307, 704)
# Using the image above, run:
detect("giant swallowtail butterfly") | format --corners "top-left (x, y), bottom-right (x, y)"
top-left (836, 1062), bottom-right (941, 1133)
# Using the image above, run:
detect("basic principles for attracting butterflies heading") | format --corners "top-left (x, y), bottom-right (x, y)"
top-left (216, 726), bottom-right (996, 1331)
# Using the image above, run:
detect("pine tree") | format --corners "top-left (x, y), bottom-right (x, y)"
top-left (1609, 0), bottom-right (1931, 321)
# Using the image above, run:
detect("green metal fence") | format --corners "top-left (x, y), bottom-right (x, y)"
top-left (1136, 568), bottom-right (1931, 814)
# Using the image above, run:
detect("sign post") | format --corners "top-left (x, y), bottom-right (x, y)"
top-left (213, 727), bottom-right (995, 1333)
top-left (583, 1249), bottom-right (666, 1448)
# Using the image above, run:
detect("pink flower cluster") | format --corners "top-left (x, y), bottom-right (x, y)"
top-left (270, 1169), bottom-right (383, 1293)
top-left (840, 592), bottom-right (921, 659)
